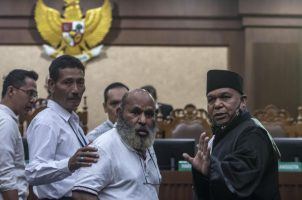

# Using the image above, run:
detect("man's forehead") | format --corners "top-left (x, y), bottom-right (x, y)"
top-left (125, 92), bottom-right (155, 108)
top-left (108, 87), bottom-right (128, 96)
top-left (22, 77), bottom-right (37, 89)
top-left (59, 67), bottom-right (84, 77)
top-left (207, 87), bottom-right (240, 97)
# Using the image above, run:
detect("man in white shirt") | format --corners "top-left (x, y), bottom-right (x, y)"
top-left (72, 89), bottom-right (161, 200)
top-left (25, 55), bottom-right (99, 199)
top-left (87, 82), bottom-right (129, 142)
top-left (0, 69), bottom-right (38, 200)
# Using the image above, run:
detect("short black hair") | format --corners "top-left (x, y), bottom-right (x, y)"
top-left (49, 55), bottom-right (85, 82)
top-left (104, 82), bottom-right (129, 103)
top-left (141, 85), bottom-right (157, 101)
top-left (2, 69), bottom-right (38, 98)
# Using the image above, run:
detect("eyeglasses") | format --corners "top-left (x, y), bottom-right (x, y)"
top-left (15, 87), bottom-right (38, 100)
top-left (138, 149), bottom-right (161, 186)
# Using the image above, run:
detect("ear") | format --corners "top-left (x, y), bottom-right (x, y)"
top-left (241, 95), bottom-right (247, 103)
top-left (6, 85), bottom-right (15, 97)
top-left (240, 95), bottom-right (248, 108)
top-left (48, 78), bottom-right (55, 94)
top-left (103, 102), bottom-right (108, 113)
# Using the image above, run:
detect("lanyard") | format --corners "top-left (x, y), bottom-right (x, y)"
top-left (68, 120), bottom-right (87, 147)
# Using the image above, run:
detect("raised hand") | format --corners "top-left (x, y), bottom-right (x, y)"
top-left (183, 132), bottom-right (211, 176)
top-left (68, 146), bottom-right (99, 172)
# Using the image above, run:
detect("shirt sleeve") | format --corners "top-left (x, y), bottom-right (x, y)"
top-left (209, 127), bottom-right (273, 198)
top-left (73, 148), bottom-right (113, 196)
top-left (0, 118), bottom-right (19, 191)
top-left (25, 122), bottom-right (72, 185)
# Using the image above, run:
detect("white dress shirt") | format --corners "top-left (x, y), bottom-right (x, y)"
top-left (25, 100), bottom-right (88, 199)
top-left (0, 104), bottom-right (28, 200)
top-left (73, 128), bottom-right (161, 200)
top-left (86, 119), bottom-right (114, 142)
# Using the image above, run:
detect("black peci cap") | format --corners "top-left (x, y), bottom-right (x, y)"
top-left (207, 69), bottom-right (243, 94)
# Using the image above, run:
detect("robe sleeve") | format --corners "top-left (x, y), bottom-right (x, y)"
top-left (192, 167), bottom-right (210, 200)
top-left (209, 127), bottom-right (273, 199)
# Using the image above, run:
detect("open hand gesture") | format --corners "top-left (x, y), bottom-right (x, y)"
top-left (183, 132), bottom-right (211, 176)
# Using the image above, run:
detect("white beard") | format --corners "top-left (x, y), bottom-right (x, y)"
top-left (116, 116), bottom-right (157, 152)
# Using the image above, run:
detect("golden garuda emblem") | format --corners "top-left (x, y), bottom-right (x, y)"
top-left (35, 0), bottom-right (112, 62)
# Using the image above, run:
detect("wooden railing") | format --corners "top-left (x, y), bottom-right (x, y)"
top-left (253, 105), bottom-right (302, 137)
top-left (159, 171), bottom-right (302, 200)
top-left (156, 104), bottom-right (302, 138)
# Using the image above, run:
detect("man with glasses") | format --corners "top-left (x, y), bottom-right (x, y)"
top-left (0, 69), bottom-right (38, 200)
top-left (72, 89), bottom-right (161, 200)
top-left (25, 55), bottom-right (99, 199)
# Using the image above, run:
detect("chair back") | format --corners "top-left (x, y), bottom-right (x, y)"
top-left (253, 104), bottom-right (294, 137)
top-left (156, 104), bottom-right (212, 140)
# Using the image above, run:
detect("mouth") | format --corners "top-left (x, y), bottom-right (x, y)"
top-left (213, 113), bottom-right (227, 120)
top-left (68, 98), bottom-right (81, 103)
top-left (135, 128), bottom-right (149, 137)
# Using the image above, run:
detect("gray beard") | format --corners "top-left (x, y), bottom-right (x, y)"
top-left (116, 116), bottom-right (157, 152)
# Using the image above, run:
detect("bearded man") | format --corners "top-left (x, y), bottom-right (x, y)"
top-left (72, 89), bottom-right (161, 200)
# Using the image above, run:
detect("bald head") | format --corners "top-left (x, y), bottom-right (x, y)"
top-left (120, 89), bottom-right (155, 112)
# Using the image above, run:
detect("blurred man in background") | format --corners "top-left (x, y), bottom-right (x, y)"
top-left (141, 85), bottom-right (173, 119)
top-left (87, 82), bottom-right (129, 142)
top-left (0, 69), bottom-right (38, 200)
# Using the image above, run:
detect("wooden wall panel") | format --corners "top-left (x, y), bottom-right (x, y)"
top-left (0, 0), bottom-right (244, 74)
top-left (244, 28), bottom-right (302, 113)
top-left (0, 0), bottom-right (239, 17)
top-left (252, 43), bottom-right (301, 116)
top-left (239, 0), bottom-right (302, 16)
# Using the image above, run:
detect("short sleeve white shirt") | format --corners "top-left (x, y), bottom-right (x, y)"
top-left (73, 128), bottom-right (161, 200)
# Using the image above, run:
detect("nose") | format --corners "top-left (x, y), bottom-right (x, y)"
top-left (71, 83), bottom-right (79, 93)
top-left (213, 98), bottom-right (223, 109)
top-left (138, 112), bottom-right (146, 125)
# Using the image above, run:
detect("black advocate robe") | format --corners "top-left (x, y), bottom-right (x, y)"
top-left (192, 112), bottom-right (280, 200)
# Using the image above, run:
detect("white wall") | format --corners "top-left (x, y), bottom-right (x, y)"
top-left (0, 45), bottom-right (227, 131)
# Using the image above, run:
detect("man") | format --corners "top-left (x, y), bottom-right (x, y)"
top-left (72, 89), bottom-right (161, 200)
top-left (0, 69), bottom-right (38, 200)
top-left (141, 85), bottom-right (173, 119)
top-left (25, 55), bottom-right (99, 199)
top-left (183, 69), bottom-right (281, 200)
top-left (87, 82), bottom-right (129, 142)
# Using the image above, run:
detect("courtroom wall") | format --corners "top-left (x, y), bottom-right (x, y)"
top-left (0, 46), bottom-right (227, 130)
top-left (1, 0), bottom-right (302, 123)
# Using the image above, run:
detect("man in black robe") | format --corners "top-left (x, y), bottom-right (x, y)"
top-left (183, 69), bottom-right (281, 200)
